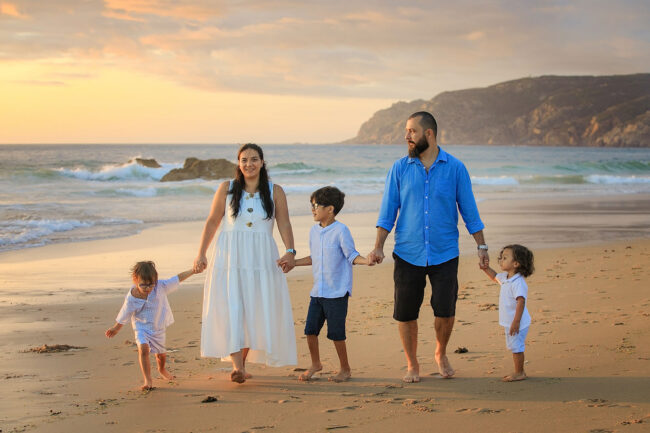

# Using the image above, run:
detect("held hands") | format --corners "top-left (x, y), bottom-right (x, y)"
top-left (277, 253), bottom-right (296, 273)
top-left (193, 255), bottom-right (208, 274)
top-left (478, 249), bottom-right (489, 270)
top-left (367, 248), bottom-right (385, 265)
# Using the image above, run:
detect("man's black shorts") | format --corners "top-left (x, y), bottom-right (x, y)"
top-left (393, 253), bottom-right (459, 321)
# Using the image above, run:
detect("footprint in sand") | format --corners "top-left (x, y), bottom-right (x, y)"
top-left (324, 405), bottom-right (361, 412)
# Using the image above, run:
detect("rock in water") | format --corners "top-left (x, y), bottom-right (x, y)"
top-left (160, 158), bottom-right (236, 182)
top-left (130, 158), bottom-right (161, 168)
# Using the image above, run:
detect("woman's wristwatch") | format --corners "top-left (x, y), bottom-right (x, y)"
top-left (286, 248), bottom-right (297, 255)
top-left (477, 244), bottom-right (488, 251)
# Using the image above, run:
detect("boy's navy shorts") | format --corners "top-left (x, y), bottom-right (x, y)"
top-left (393, 253), bottom-right (459, 321)
top-left (304, 294), bottom-right (349, 341)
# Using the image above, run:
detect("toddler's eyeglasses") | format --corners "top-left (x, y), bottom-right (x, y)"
top-left (138, 282), bottom-right (155, 289)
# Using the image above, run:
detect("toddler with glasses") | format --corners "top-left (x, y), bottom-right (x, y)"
top-left (105, 261), bottom-right (197, 390)
top-left (482, 244), bottom-right (534, 382)
top-left (291, 186), bottom-right (373, 382)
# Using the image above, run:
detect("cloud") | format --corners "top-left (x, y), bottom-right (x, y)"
top-left (104, 0), bottom-right (224, 21)
top-left (0, 2), bottom-right (27, 18)
top-left (0, 0), bottom-right (649, 100)
top-left (463, 31), bottom-right (485, 41)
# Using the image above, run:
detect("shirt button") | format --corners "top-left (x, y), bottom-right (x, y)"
top-left (425, 226), bottom-right (429, 229)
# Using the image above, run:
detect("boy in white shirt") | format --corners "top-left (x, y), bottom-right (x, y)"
top-left (106, 261), bottom-right (196, 390)
top-left (482, 244), bottom-right (534, 382)
top-left (294, 186), bottom-right (372, 382)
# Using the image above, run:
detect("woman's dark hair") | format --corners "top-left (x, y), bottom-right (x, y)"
top-left (311, 186), bottom-right (345, 215)
top-left (131, 261), bottom-right (158, 285)
top-left (502, 244), bottom-right (535, 277)
top-left (229, 143), bottom-right (274, 220)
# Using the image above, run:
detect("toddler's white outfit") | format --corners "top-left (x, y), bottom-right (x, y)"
top-left (496, 272), bottom-right (531, 353)
top-left (115, 276), bottom-right (179, 354)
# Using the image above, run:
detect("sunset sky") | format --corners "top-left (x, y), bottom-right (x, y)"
top-left (1, 0), bottom-right (649, 144)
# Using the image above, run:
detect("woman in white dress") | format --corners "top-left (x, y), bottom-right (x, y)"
top-left (193, 143), bottom-right (298, 383)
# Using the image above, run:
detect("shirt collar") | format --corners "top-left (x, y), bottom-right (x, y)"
top-left (407, 146), bottom-right (447, 165)
top-left (317, 220), bottom-right (339, 232)
top-left (506, 273), bottom-right (522, 282)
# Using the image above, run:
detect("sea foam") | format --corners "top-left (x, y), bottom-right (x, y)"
top-left (56, 160), bottom-right (181, 182)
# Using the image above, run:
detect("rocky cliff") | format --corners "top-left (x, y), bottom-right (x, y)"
top-left (345, 74), bottom-right (650, 147)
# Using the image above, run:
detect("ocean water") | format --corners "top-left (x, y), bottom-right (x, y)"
top-left (1, 144), bottom-right (649, 252)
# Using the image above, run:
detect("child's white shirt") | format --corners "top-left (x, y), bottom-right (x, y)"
top-left (115, 276), bottom-right (180, 331)
top-left (309, 221), bottom-right (360, 298)
top-left (496, 272), bottom-right (531, 328)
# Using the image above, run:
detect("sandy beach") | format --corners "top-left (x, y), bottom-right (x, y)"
top-left (1, 194), bottom-right (649, 433)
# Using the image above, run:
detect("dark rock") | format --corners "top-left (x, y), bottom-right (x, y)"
top-left (130, 158), bottom-right (161, 168)
top-left (201, 396), bottom-right (218, 403)
top-left (344, 74), bottom-right (650, 147)
top-left (160, 158), bottom-right (236, 182)
top-left (454, 347), bottom-right (469, 353)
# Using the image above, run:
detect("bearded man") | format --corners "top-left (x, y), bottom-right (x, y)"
top-left (368, 111), bottom-right (489, 383)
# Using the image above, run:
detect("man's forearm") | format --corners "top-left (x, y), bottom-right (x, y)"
top-left (374, 227), bottom-right (390, 250)
top-left (472, 229), bottom-right (486, 246)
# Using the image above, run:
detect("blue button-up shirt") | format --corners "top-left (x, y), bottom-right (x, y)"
top-left (377, 147), bottom-right (484, 266)
top-left (309, 221), bottom-right (360, 298)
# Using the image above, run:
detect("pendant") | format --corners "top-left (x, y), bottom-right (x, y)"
top-left (247, 208), bottom-right (253, 213)
top-left (246, 222), bottom-right (253, 227)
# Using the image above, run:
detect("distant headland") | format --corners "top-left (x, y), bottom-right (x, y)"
top-left (344, 74), bottom-right (650, 147)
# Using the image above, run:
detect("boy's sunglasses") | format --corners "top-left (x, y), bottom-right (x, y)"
top-left (138, 282), bottom-right (155, 289)
top-left (310, 203), bottom-right (324, 210)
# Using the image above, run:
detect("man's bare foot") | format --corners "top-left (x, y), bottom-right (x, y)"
top-left (230, 370), bottom-right (246, 383)
top-left (435, 354), bottom-right (455, 378)
top-left (402, 368), bottom-right (420, 383)
top-left (502, 372), bottom-right (527, 382)
top-left (298, 364), bottom-right (322, 381)
top-left (328, 369), bottom-right (351, 383)
top-left (158, 368), bottom-right (175, 381)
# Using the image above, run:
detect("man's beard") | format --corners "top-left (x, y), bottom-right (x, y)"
top-left (408, 136), bottom-right (429, 158)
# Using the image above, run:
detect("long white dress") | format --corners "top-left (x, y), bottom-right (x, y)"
top-left (200, 181), bottom-right (297, 367)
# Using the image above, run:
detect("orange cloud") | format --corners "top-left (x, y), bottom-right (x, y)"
top-left (0, 2), bottom-right (27, 18)
top-left (464, 31), bottom-right (486, 41)
top-left (104, 0), bottom-right (223, 21)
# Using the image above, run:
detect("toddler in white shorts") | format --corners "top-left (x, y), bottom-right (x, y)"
top-left (482, 244), bottom-right (534, 382)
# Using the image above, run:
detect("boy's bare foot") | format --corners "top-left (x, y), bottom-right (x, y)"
top-left (141, 384), bottom-right (156, 391)
top-left (230, 370), bottom-right (246, 383)
top-left (298, 364), bottom-right (322, 381)
top-left (435, 354), bottom-right (455, 378)
top-left (158, 368), bottom-right (175, 381)
top-left (502, 372), bottom-right (527, 382)
top-left (329, 369), bottom-right (351, 383)
top-left (402, 368), bottom-right (420, 383)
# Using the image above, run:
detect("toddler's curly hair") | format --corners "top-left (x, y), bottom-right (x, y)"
top-left (502, 244), bottom-right (534, 277)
